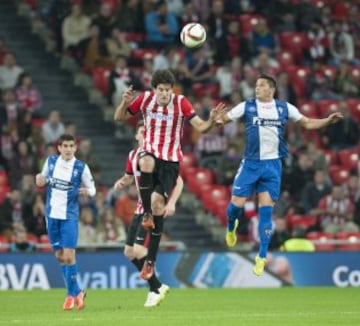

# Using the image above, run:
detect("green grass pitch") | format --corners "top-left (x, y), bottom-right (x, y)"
top-left (0, 288), bottom-right (359, 326)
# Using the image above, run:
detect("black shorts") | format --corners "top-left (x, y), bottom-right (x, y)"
top-left (139, 151), bottom-right (179, 199)
top-left (126, 214), bottom-right (148, 246)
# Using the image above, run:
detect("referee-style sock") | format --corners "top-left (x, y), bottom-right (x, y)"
top-left (139, 172), bottom-right (153, 213)
top-left (66, 264), bottom-right (81, 297)
top-left (258, 206), bottom-right (273, 259)
top-left (133, 257), bottom-right (161, 292)
top-left (227, 203), bottom-right (243, 231)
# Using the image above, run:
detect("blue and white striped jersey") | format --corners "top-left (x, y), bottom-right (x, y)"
top-left (41, 155), bottom-right (96, 220)
top-left (227, 99), bottom-right (303, 160)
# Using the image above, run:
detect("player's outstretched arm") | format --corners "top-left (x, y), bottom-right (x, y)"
top-left (299, 112), bottom-right (343, 130)
top-left (114, 85), bottom-right (135, 122)
top-left (190, 102), bottom-right (227, 133)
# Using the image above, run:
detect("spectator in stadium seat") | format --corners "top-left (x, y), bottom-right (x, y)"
top-left (0, 53), bottom-right (23, 90)
top-left (321, 102), bottom-right (359, 150)
top-left (114, 184), bottom-right (139, 228)
top-left (0, 36), bottom-right (8, 65)
top-left (268, 218), bottom-right (290, 251)
top-left (140, 54), bottom-right (154, 91)
top-left (239, 67), bottom-right (256, 100)
top-left (78, 207), bottom-right (97, 246)
top-left (92, 2), bottom-right (117, 40)
top-left (304, 19), bottom-right (329, 65)
top-left (252, 50), bottom-right (280, 76)
top-left (316, 184), bottom-right (358, 234)
top-left (300, 169), bottom-right (332, 215)
top-left (61, 3), bottom-right (91, 54)
top-left (106, 27), bottom-right (131, 62)
top-left (251, 18), bottom-right (277, 57)
top-left (333, 60), bottom-right (359, 98)
top-left (224, 20), bottom-right (251, 63)
top-left (185, 47), bottom-right (213, 84)
top-left (296, 0), bottom-right (320, 32)
top-left (304, 140), bottom-right (327, 171)
top-left (27, 193), bottom-right (47, 237)
top-left (275, 72), bottom-right (297, 106)
top-left (144, 0), bottom-right (179, 48)
top-left (269, 0), bottom-right (298, 32)
top-left (153, 46), bottom-right (180, 72)
top-left (0, 88), bottom-right (20, 130)
top-left (96, 207), bottom-right (126, 243)
top-left (9, 226), bottom-right (35, 253)
top-left (15, 73), bottom-right (43, 115)
top-left (42, 110), bottom-right (65, 144)
top-left (181, 1), bottom-right (200, 26)
top-left (217, 144), bottom-right (242, 186)
top-left (117, 0), bottom-right (145, 33)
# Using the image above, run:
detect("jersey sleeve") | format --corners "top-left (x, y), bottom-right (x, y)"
top-left (128, 92), bottom-right (145, 115)
top-left (180, 96), bottom-right (196, 119)
top-left (125, 151), bottom-right (133, 175)
top-left (287, 103), bottom-right (303, 122)
top-left (81, 164), bottom-right (96, 197)
top-left (227, 102), bottom-right (246, 121)
top-left (41, 158), bottom-right (49, 177)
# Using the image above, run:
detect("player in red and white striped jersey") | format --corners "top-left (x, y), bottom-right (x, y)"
top-left (114, 69), bottom-right (225, 279)
top-left (114, 121), bottom-right (183, 307)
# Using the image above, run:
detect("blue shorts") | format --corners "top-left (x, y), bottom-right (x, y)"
top-left (46, 217), bottom-right (78, 251)
top-left (232, 159), bottom-right (282, 201)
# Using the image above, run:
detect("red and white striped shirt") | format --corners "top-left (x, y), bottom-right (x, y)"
top-left (128, 91), bottom-right (196, 162)
top-left (125, 147), bottom-right (143, 215)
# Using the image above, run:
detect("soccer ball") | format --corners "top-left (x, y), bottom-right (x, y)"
top-left (180, 23), bottom-right (207, 48)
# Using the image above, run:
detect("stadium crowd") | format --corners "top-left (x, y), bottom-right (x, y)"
top-left (1, 0), bottom-right (360, 252)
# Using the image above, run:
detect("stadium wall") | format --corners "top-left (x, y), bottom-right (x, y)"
top-left (0, 252), bottom-right (359, 290)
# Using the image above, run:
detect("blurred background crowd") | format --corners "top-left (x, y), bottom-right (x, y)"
top-left (0, 0), bottom-right (360, 253)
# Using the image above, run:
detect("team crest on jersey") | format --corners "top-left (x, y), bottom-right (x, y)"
top-left (49, 163), bottom-right (54, 171)
top-left (73, 169), bottom-right (78, 177)
top-left (248, 106), bottom-right (256, 112)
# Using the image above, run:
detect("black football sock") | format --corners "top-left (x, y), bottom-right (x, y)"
top-left (139, 172), bottom-right (153, 213)
top-left (134, 257), bottom-right (161, 292)
top-left (147, 215), bottom-right (164, 262)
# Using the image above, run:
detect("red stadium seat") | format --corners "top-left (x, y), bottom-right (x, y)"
top-left (180, 152), bottom-right (197, 181)
top-left (329, 166), bottom-right (350, 185)
top-left (346, 99), bottom-right (360, 123)
top-left (336, 232), bottom-right (360, 251)
top-left (239, 14), bottom-right (263, 36)
top-left (27, 234), bottom-right (39, 245)
top-left (0, 184), bottom-right (10, 204)
top-left (39, 234), bottom-right (52, 252)
top-left (278, 32), bottom-right (308, 64)
top-left (277, 51), bottom-right (294, 68)
top-left (131, 49), bottom-right (158, 60)
top-left (323, 65), bottom-right (338, 80)
top-left (286, 66), bottom-right (312, 98)
top-left (306, 232), bottom-right (335, 251)
top-left (297, 100), bottom-right (319, 118)
top-left (0, 170), bottom-right (9, 186)
top-left (286, 214), bottom-right (317, 231)
top-left (92, 67), bottom-right (111, 95)
top-left (191, 83), bottom-right (220, 98)
top-left (317, 100), bottom-right (341, 117)
top-left (125, 33), bottom-right (145, 43)
top-left (348, 66), bottom-right (360, 83)
top-left (201, 185), bottom-right (230, 214)
top-left (214, 199), bottom-right (229, 226)
top-left (0, 235), bottom-right (8, 252)
top-left (186, 168), bottom-right (213, 197)
top-left (338, 149), bottom-right (359, 171)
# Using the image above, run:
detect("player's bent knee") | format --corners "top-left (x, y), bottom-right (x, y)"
top-left (133, 245), bottom-right (147, 259)
top-left (124, 246), bottom-right (135, 260)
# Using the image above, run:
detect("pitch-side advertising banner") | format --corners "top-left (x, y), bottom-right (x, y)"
top-left (0, 252), bottom-right (359, 290)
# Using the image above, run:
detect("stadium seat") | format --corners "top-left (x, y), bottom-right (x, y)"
top-left (0, 170), bottom-right (9, 186)
top-left (0, 235), bottom-right (8, 252)
top-left (336, 232), bottom-right (360, 251)
top-left (186, 168), bottom-right (213, 197)
top-left (277, 51), bottom-right (294, 68)
top-left (286, 214), bottom-right (317, 231)
top-left (346, 99), bottom-right (360, 123)
top-left (0, 184), bottom-right (10, 204)
top-left (278, 32), bottom-right (308, 63)
top-left (306, 232), bottom-right (335, 251)
top-left (286, 66), bottom-right (312, 98)
top-left (27, 234), bottom-right (39, 245)
top-left (338, 149), bottom-right (359, 171)
top-left (329, 165), bottom-right (350, 184)
top-left (191, 83), bottom-right (220, 98)
top-left (239, 14), bottom-right (263, 36)
top-left (317, 100), bottom-right (341, 117)
top-left (297, 100), bottom-right (319, 118)
top-left (323, 149), bottom-right (339, 166)
top-left (322, 65), bottom-right (338, 80)
top-left (39, 234), bottom-right (52, 252)
top-left (348, 66), bottom-right (360, 83)
top-left (201, 185), bottom-right (230, 214)
top-left (180, 152), bottom-right (197, 182)
top-left (92, 67), bottom-right (111, 95)
top-left (125, 33), bottom-right (145, 43)
top-left (214, 199), bottom-right (229, 226)
top-left (131, 49), bottom-right (158, 60)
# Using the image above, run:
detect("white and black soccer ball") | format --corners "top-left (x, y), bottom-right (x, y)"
top-left (180, 23), bottom-right (207, 48)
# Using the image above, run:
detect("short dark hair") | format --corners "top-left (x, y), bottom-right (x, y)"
top-left (151, 69), bottom-right (176, 88)
top-left (58, 134), bottom-right (76, 145)
top-left (258, 73), bottom-right (277, 89)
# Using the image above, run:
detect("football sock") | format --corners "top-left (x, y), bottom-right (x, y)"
top-left (133, 257), bottom-right (161, 292)
top-left (258, 206), bottom-right (273, 259)
top-left (139, 172), bottom-right (153, 213)
top-left (66, 264), bottom-right (81, 297)
top-left (147, 215), bottom-right (163, 262)
top-left (61, 265), bottom-right (68, 292)
top-left (226, 202), bottom-right (243, 231)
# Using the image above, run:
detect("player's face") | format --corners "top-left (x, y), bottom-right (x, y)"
top-left (58, 140), bottom-right (77, 161)
top-left (135, 126), bottom-right (145, 146)
top-left (154, 83), bottom-right (173, 106)
top-left (255, 78), bottom-right (274, 102)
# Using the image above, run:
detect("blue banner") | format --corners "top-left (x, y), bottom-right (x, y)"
top-left (0, 251), bottom-right (359, 289)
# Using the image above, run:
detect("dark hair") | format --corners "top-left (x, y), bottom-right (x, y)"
top-left (58, 134), bottom-right (76, 145)
top-left (151, 69), bottom-right (176, 88)
top-left (258, 73), bottom-right (277, 89)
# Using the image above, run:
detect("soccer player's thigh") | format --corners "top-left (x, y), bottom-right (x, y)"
top-left (154, 159), bottom-right (179, 199)
top-left (257, 160), bottom-right (282, 201)
top-left (46, 217), bottom-right (62, 251)
top-left (60, 219), bottom-right (79, 249)
top-left (232, 160), bottom-right (260, 198)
